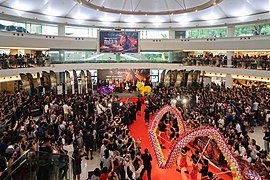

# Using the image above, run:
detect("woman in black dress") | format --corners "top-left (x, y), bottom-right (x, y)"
top-left (137, 97), bottom-right (142, 115)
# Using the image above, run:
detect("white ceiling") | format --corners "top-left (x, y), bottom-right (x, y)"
top-left (0, 0), bottom-right (269, 28)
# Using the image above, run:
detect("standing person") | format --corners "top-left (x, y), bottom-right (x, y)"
top-left (158, 119), bottom-right (167, 149)
top-left (144, 106), bottom-right (150, 126)
top-left (140, 148), bottom-right (152, 180)
top-left (84, 130), bottom-right (94, 160)
top-left (176, 149), bottom-right (189, 174)
top-left (137, 97), bottom-right (142, 116)
top-left (73, 148), bottom-right (86, 180)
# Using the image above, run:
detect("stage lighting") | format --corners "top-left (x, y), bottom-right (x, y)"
top-left (182, 98), bottom-right (187, 104)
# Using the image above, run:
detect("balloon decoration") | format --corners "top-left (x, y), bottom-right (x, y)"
top-left (136, 81), bottom-right (152, 96)
top-left (99, 82), bottom-right (116, 96)
top-left (148, 105), bottom-right (262, 180)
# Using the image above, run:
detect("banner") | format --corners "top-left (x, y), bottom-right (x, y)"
top-left (65, 71), bottom-right (72, 94)
top-left (20, 73), bottom-right (31, 95)
top-left (160, 70), bottom-right (166, 83)
top-left (42, 71), bottom-right (51, 91)
top-left (164, 70), bottom-right (171, 87)
top-left (192, 70), bottom-right (201, 87)
top-left (191, 137), bottom-right (230, 172)
top-left (73, 70), bottom-right (78, 93)
top-left (175, 70), bottom-right (185, 87)
top-left (86, 70), bottom-right (92, 94)
top-left (170, 70), bottom-right (178, 87)
top-left (36, 72), bottom-right (41, 87)
top-left (186, 70), bottom-right (194, 87)
top-left (26, 73), bottom-right (34, 94)
top-left (81, 70), bottom-right (86, 94)
top-left (50, 70), bottom-right (57, 94)
top-left (97, 69), bottom-right (150, 82)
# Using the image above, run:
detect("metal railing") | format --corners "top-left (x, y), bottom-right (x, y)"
top-left (0, 150), bottom-right (75, 180)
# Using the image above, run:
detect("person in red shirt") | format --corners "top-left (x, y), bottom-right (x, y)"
top-left (176, 148), bottom-right (189, 174)
top-left (100, 167), bottom-right (109, 180)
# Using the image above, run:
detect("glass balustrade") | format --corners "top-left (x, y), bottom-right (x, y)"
top-left (0, 150), bottom-right (75, 180)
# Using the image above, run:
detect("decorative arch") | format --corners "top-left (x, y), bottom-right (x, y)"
top-left (148, 106), bottom-right (261, 180)
top-left (148, 105), bottom-right (186, 167)
top-left (166, 128), bottom-right (242, 178)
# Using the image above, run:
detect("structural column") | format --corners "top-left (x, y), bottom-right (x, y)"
top-left (225, 74), bottom-right (233, 88)
top-left (169, 29), bottom-right (175, 39)
top-left (59, 50), bottom-right (65, 62)
top-left (227, 25), bottom-right (235, 37)
top-left (226, 51), bottom-right (234, 67)
top-left (58, 24), bottom-right (65, 36)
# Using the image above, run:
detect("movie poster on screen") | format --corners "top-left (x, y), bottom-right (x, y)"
top-left (42, 71), bottom-right (51, 91)
top-left (73, 70), bottom-right (78, 93)
top-left (20, 73), bottom-right (31, 95)
top-left (97, 69), bottom-right (150, 82)
top-left (26, 73), bottom-right (34, 94)
top-left (65, 71), bottom-right (72, 94)
top-left (86, 70), bottom-right (92, 94)
top-left (81, 70), bottom-right (86, 94)
top-left (50, 70), bottom-right (57, 94)
top-left (99, 31), bottom-right (139, 53)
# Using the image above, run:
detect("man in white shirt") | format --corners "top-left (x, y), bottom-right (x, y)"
top-left (96, 102), bottom-right (106, 115)
top-left (63, 103), bottom-right (71, 121)
top-left (239, 143), bottom-right (246, 157)
top-left (236, 122), bottom-right (242, 134)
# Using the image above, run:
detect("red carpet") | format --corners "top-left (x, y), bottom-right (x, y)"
top-left (127, 100), bottom-right (233, 180)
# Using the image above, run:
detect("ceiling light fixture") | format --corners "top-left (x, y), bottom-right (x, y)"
top-left (79, 0), bottom-right (223, 15)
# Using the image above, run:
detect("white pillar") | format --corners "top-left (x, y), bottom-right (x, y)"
top-left (226, 51), bottom-right (234, 67)
top-left (58, 24), bottom-right (65, 36)
top-left (227, 25), bottom-right (235, 37)
top-left (225, 74), bottom-right (233, 88)
top-left (169, 30), bottom-right (175, 39)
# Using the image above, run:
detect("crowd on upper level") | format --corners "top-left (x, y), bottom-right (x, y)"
top-left (0, 81), bottom-right (269, 180)
top-left (0, 54), bottom-right (49, 69)
top-left (184, 54), bottom-right (270, 70)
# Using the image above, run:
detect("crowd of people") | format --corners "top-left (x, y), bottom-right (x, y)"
top-left (149, 83), bottom-right (270, 179)
top-left (0, 80), bottom-right (270, 180)
top-left (0, 53), bottom-right (48, 69)
top-left (0, 90), bottom-right (152, 180)
top-left (183, 54), bottom-right (270, 70)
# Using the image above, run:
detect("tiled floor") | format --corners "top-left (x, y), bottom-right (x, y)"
top-left (81, 151), bottom-right (100, 180)
top-left (248, 126), bottom-right (265, 149)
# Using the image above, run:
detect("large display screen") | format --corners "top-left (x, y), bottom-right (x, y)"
top-left (99, 31), bottom-right (139, 53)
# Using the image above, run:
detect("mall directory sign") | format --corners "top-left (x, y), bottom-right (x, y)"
top-left (99, 31), bottom-right (139, 53)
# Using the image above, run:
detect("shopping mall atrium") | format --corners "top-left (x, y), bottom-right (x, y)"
top-left (0, 0), bottom-right (270, 180)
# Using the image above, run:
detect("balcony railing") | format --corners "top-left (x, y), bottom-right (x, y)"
top-left (0, 150), bottom-right (74, 180)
